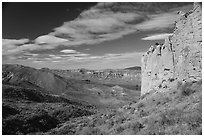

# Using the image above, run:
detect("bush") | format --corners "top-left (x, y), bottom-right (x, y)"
top-left (177, 80), bottom-right (201, 97)
top-left (115, 116), bottom-right (126, 124)
top-left (80, 127), bottom-right (105, 135)
top-left (25, 110), bottom-right (59, 133)
top-left (3, 109), bottom-right (60, 135)
top-left (137, 102), bottom-right (145, 110)
top-left (2, 105), bottom-right (19, 118)
top-left (116, 125), bottom-right (125, 133)
top-left (139, 110), bottom-right (149, 118)
top-left (131, 121), bottom-right (144, 134)
top-left (2, 116), bottom-right (24, 135)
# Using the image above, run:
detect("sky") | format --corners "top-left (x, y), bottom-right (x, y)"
top-left (2, 2), bottom-right (193, 70)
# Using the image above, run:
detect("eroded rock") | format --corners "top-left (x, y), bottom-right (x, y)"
top-left (141, 3), bottom-right (202, 95)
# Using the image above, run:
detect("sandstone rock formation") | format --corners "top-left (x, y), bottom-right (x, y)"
top-left (141, 3), bottom-right (202, 95)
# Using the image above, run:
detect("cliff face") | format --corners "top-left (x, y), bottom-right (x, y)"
top-left (141, 3), bottom-right (202, 95)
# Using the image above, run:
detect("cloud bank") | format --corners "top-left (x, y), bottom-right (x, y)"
top-left (3, 2), bottom-right (192, 69)
top-left (3, 3), bottom-right (192, 55)
top-left (141, 33), bottom-right (173, 40)
top-left (50, 3), bottom-right (190, 47)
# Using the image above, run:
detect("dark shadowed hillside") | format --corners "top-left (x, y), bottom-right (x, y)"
top-left (2, 83), bottom-right (96, 135)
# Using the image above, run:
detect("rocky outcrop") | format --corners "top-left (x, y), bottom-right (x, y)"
top-left (141, 3), bottom-right (202, 95)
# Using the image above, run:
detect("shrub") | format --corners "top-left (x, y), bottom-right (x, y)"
top-left (25, 110), bottom-right (59, 133)
top-left (137, 102), bottom-right (145, 110)
top-left (115, 116), bottom-right (126, 124)
top-left (159, 108), bottom-right (183, 126)
top-left (139, 110), bottom-right (149, 118)
top-left (2, 105), bottom-right (19, 118)
top-left (3, 109), bottom-right (60, 135)
top-left (2, 116), bottom-right (24, 135)
top-left (80, 127), bottom-right (105, 135)
top-left (177, 80), bottom-right (201, 97)
top-left (180, 87), bottom-right (195, 96)
top-left (115, 125), bottom-right (125, 133)
top-left (131, 121), bottom-right (144, 134)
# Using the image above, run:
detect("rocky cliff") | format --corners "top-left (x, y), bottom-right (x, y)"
top-left (141, 3), bottom-right (202, 95)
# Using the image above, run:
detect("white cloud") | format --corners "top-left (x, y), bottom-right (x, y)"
top-left (49, 55), bottom-right (56, 57)
top-left (33, 60), bottom-right (43, 63)
top-left (3, 44), bottom-right (42, 55)
top-left (48, 3), bottom-right (190, 47)
top-left (88, 56), bottom-right (103, 59)
top-left (52, 56), bottom-right (62, 59)
top-left (52, 60), bottom-right (61, 62)
top-left (141, 33), bottom-right (173, 40)
top-left (135, 13), bottom-right (180, 31)
top-left (23, 53), bottom-right (39, 56)
top-left (35, 35), bottom-right (68, 44)
top-left (50, 7), bottom-right (141, 46)
top-left (2, 38), bottom-right (61, 56)
top-left (60, 49), bottom-right (78, 54)
top-left (60, 54), bottom-right (73, 57)
top-left (2, 38), bottom-right (29, 46)
top-left (27, 57), bottom-right (35, 60)
top-left (2, 38), bottom-right (30, 55)
top-left (73, 53), bottom-right (90, 57)
top-left (43, 58), bottom-right (52, 60)
top-left (59, 51), bottom-right (144, 69)
top-left (104, 53), bottom-right (122, 57)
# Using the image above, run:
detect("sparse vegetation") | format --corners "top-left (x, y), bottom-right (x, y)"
top-left (48, 80), bottom-right (201, 135)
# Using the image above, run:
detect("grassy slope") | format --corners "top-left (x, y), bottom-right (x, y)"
top-left (47, 80), bottom-right (202, 135)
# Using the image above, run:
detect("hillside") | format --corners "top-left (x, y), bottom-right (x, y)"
top-left (3, 64), bottom-right (70, 95)
top-left (3, 64), bottom-right (140, 107)
top-left (2, 64), bottom-right (140, 134)
top-left (2, 83), bottom-right (96, 135)
top-left (46, 80), bottom-right (202, 135)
